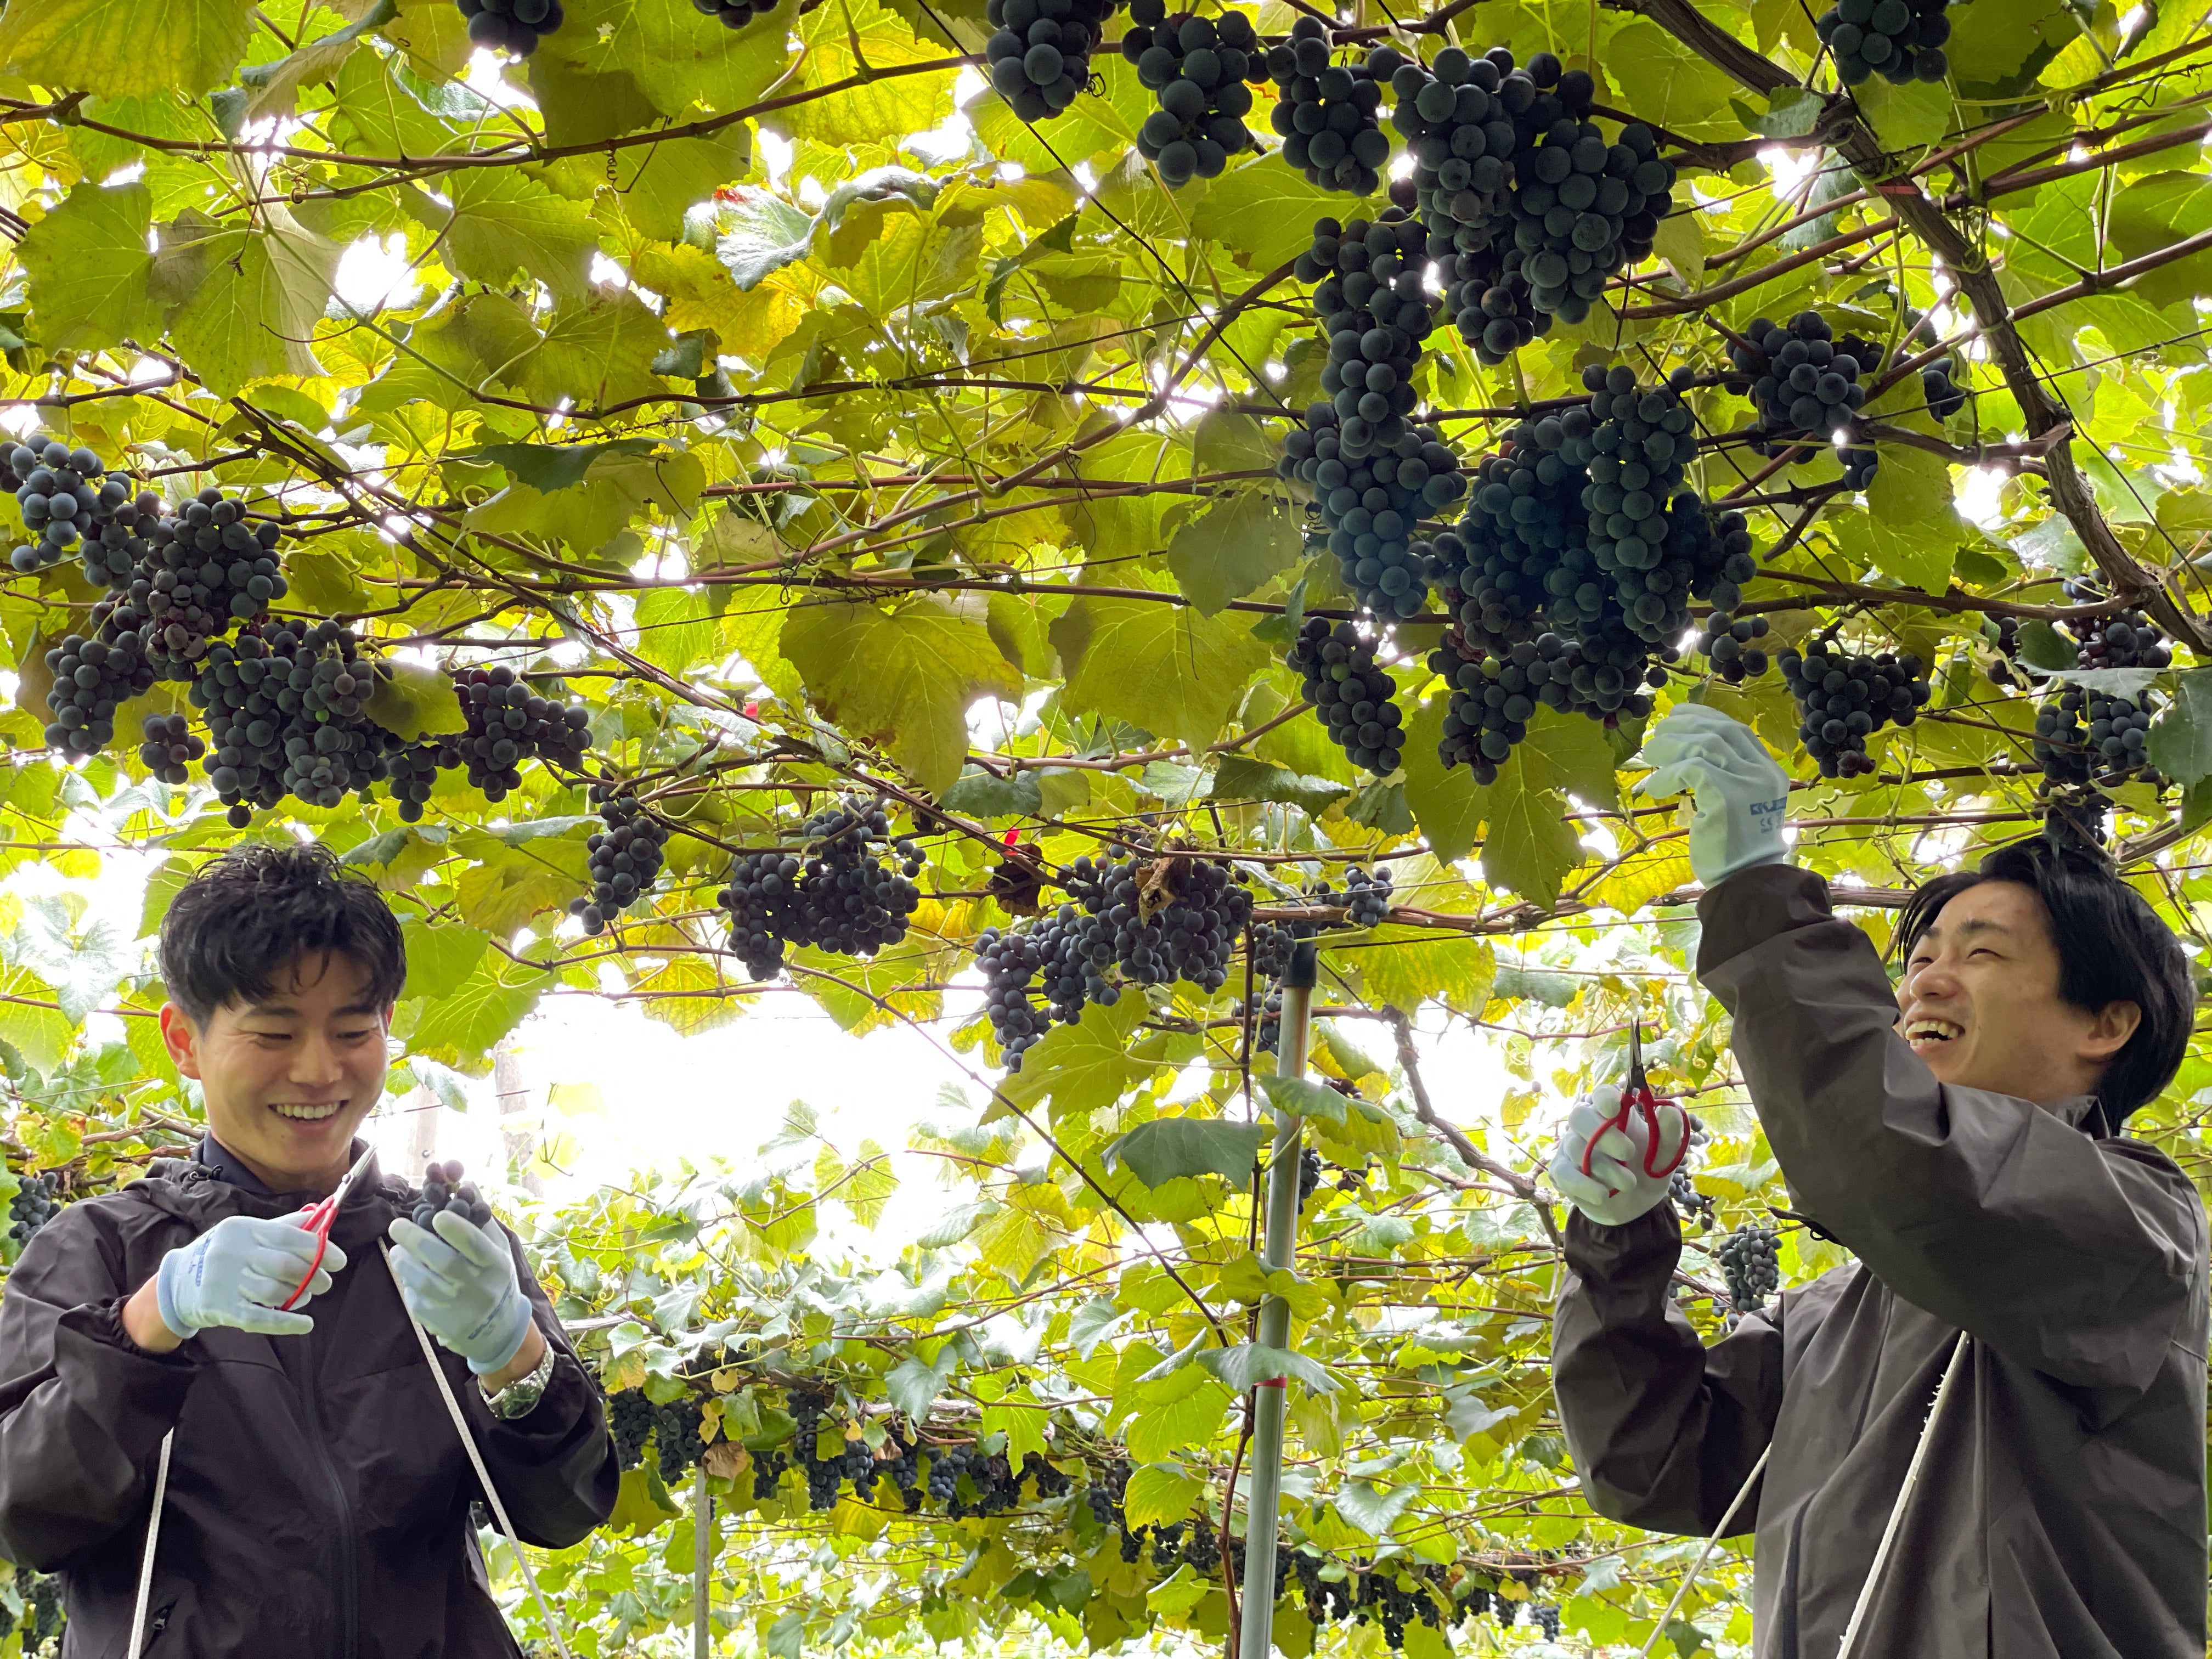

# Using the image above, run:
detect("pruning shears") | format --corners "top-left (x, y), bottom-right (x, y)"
top-left (1579, 1023), bottom-right (1689, 1186)
top-left (280, 1144), bottom-right (377, 1310)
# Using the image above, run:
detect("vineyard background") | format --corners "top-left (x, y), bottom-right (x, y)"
top-left (0, 0), bottom-right (2207, 1647)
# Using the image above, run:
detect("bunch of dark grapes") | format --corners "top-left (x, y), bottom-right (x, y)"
top-left (926, 1444), bottom-right (970, 1510)
top-left (1281, 208), bottom-right (1464, 618)
top-left (1124, 0), bottom-right (1262, 185)
top-left (382, 742), bottom-right (445, 823)
top-left (781, 798), bottom-right (923, 955)
top-left (41, 625), bottom-right (156, 758)
top-left (975, 927), bottom-right (1048, 1070)
top-left (1296, 1146), bottom-right (1323, 1205)
top-left (1391, 47), bottom-right (1517, 265)
top-left (1286, 616), bottom-right (1406, 775)
top-left (1266, 23), bottom-right (1397, 195)
top-left (1780, 637), bottom-right (1929, 777)
top-left (8, 1171), bottom-right (58, 1245)
top-left (2070, 595), bottom-right (2172, 671)
top-left (1085, 1459), bottom-right (1128, 1529)
top-left (985, 0), bottom-right (1115, 123)
top-left (192, 623), bottom-right (398, 826)
top-left (134, 712), bottom-right (204, 784)
top-left (1726, 313), bottom-right (1876, 488)
top-left (1294, 1552), bottom-right (1355, 1624)
top-left (655, 1396), bottom-right (707, 1482)
top-left (1063, 851), bottom-right (1254, 994)
top-left (1251, 985), bottom-right (1283, 1054)
top-left (1429, 632), bottom-right (1656, 782)
top-left (413, 1160), bottom-right (494, 1228)
top-left (1814, 0), bottom-right (1950, 84)
top-left (1335, 865), bottom-right (1393, 926)
top-left (1498, 77), bottom-right (1671, 327)
top-left (1018, 1451), bottom-right (1069, 1500)
top-left (883, 1435), bottom-right (923, 1509)
top-left (74, 481), bottom-right (157, 590)
top-left (109, 488), bottom-right (288, 676)
top-left (455, 0), bottom-right (563, 57)
top-left (1529, 1602), bottom-right (1564, 1642)
top-left (1921, 344), bottom-right (1968, 421)
top-left (1695, 610), bottom-right (1774, 684)
top-left (572, 791), bottom-right (669, 936)
top-left (4, 436), bottom-right (113, 574)
top-left (1180, 1515), bottom-right (1221, 1573)
top-left (450, 665), bottom-right (591, 802)
top-left (716, 849), bottom-right (799, 981)
top-left (1716, 1221), bottom-right (1780, 1316)
top-left (1352, 1567), bottom-right (1442, 1650)
top-left (1441, 414), bottom-right (1604, 643)
top-left (751, 1448), bottom-right (790, 1502)
top-left (2034, 685), bottom-right (2164, 791)
top-left (608, 1390), bottom-right (656, 1472)
top-left (1562, 366), bottom-right (1748, 646)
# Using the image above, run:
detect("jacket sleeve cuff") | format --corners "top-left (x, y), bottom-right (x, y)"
top-left (1564, 1201), bottom-right (1683, 1288)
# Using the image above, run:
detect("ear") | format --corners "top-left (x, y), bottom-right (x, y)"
top-left (2079, 998), bottom-right (2142, 1065)
top-left (158, 1002), bottom-right (204, 1081)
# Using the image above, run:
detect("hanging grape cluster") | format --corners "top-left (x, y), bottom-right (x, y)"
top-left (986, 0), bottom-right (1117, 124)
top-left (1725, 312), bottom-right (1877, 488)
top-left (1717, 1221), bottom-right (1780, 1317)
top-left (41, 626), bottom-right (156, 758)
top-left (715, 798), bottom-right (924, 978)
top-left (1695, 610), bottom-right (1774, 684)
top-left (3, 435), bottom-right (116, 574)
top-left (1285, 616), bottom-right (1406, 776)
top-left (135, 713), bottom-right (205, 785)
top-left (573, 791), bottom-right (670, 936)
top-left (1124, 0), bottom-right (1262, 185)
top-left (608, 1389), bottom-right (656, 1472)
top-left (1265, 24), bottom-right (1397, 195)
top-left (1424, 382), bottom-right (1753, 780)
top-left (1279, 210), bottom-right (1464, 619)
top-left (411, 1160), bottom-right (494, 1229)
top-left (655, 1396), bottom-right (708, 1482)
top-left (8, 1172), bottom-right (58, 1245)
top-left (455, 0), bottom-right (564, 57)
top-left (1814, 0), bottom-right (1951, 84)
top-left (191, 624), bottom-right (396, 826)
top-left (451, 665), bottom-right (591, 802)
top-left (1497, 71), bottom-right (1669, 329)
top-left (977, 926), bottom-right (1050, 1069)
top-left (1779, 635), bottom-right (1930, 778)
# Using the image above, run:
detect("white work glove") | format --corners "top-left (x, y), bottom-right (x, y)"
top-left (1548, 1085), bottom-right (1689, 1226)
top-left (1635, 703), bottom-right (1792, 886)
top-left (155, 1214), bottom-right (347, 1339)
top-left (386, 1211), bottom-right (533, 1374)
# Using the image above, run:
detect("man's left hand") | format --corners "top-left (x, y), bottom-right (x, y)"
top-left (387, 1211), bottom-right (533, 1375)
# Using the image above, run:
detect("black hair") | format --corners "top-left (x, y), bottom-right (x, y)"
top-left (1896, 841), bottom-right (2195, 1128)
top-left (158, 843), bottom-right (406, 1027)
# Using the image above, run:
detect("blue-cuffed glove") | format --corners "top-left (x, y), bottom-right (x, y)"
top-left (386, 1210), bottom-right (532, 1374)
top-left (1548, 1087), bottom-right (1687, 1226)
top-left (155, 1214), bottom-right (347, 1339)
top-left (1635, 704), bottom-right (1792, 885)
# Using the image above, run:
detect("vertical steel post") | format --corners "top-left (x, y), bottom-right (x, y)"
top-left (1235, 938), bottom-right (1317, 1659)
top-left (694, 1463), bottom-right (713, 1658)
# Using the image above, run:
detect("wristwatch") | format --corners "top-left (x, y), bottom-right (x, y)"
top-left (478, 1337), bottom-right (557, 1420)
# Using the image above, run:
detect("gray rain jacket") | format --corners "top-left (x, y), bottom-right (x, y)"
top-left (1553, 864), bottom-right (2209, 1657)
top-left (0, 1146), bottom-right (617, 1656)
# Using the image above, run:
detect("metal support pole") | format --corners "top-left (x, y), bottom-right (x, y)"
top-left (1235, 939), bottom-right (1317, 1659)
top-left (693, 1463), bottom-right (713, 1658)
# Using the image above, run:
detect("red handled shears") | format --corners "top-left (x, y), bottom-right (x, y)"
top-left (1580, 1023), bottom-right (1689, 1184)
top-left (280, 1144), bottom-right (378, 1310)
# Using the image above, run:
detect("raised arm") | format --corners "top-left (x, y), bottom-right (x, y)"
top-left (1697, 864), bottom-right (2202, 1394)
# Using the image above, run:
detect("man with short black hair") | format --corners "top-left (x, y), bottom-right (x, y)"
top-left (1548, 705), bottom-right (2208, 1657)
top-left (0, 844), bottom-right (616, 1654)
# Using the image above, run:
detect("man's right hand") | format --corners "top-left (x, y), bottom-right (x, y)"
top-left (1549, 1087), bottom-right (1681, 1226)
top-left (151, 1214), bottom-right (348, 1340)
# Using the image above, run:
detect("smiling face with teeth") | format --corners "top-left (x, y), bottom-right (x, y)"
top-left (159, 950), bottom-right (392, 1195)
top-left (1897, 880), bottom-right (2141, 1109)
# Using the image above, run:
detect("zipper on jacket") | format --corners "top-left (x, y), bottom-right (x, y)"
top-left (292, 1334), bottom-right (359, 1659)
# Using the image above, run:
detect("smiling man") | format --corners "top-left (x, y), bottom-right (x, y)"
top-left (0, 844), bottom-right (616, 1654)
top-left (1546, 705), bottom-right (2208, 1658)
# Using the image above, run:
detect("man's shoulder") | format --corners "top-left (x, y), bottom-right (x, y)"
top-left (2101, 1133), bottom-right (2209, 1233)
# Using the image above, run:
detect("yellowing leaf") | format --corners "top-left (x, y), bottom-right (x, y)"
top-left (1052, 594), bottom-right (1268, 749)
top-left (0, 0), bottom-right (251, 95)
top-left (781, 597), bottom-right (1021, 794)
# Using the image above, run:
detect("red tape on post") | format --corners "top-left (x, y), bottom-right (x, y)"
top-left (1255, 1378), bottom-right (1286, 1389)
